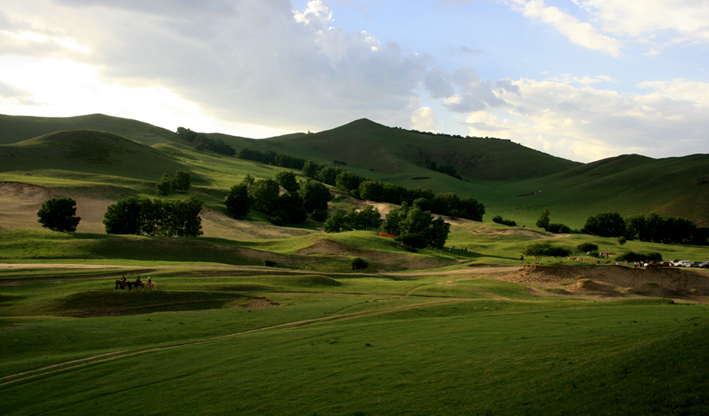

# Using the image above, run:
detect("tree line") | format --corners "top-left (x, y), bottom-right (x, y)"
top-left (301, 160), bottom-right (485, 222)
top-left (582, 212), bottom-right (708, 246)
top-left (238, 148), bottom-right (307, 170)
top-left (177, 127), bottom-right (235, 156)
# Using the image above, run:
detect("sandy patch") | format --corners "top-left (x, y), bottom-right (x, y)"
top-left (498, 264), bottom-right (709, 302)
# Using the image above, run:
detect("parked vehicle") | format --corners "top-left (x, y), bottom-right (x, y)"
top-left (690, 262), bottom-right (703, 268)
top-left (644, 261), bottom-right (671, 268)
top-left (671, 260), bottom-right (691, 267)
top-left (701, 262), bottom-right (709, 269)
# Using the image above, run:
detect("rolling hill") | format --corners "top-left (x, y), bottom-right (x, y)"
top-left (0, 113), bottom-right (707, 227)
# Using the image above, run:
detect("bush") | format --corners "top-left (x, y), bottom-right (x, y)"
top-left (577, 243), bottom-right (599, 252)
top-left (616, 251), bottom-right (663, 263)
top-left (264, 260), bottom-right (277, 267)
top-left (351, 258), bottom-right (368, 270)
top-left (492, 215), bottom-right (517, 227)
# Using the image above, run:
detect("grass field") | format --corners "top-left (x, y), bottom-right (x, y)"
top-left (1, 264), bottom-right (708, 415)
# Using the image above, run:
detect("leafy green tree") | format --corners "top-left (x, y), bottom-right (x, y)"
top-left (103, 196), bottom-right (203, 237)
top-left (428, 217), bottom-right (450, 249)
top-left (104, 196), bottom-right (143, 234)
top-left (336, 171), bottom-right (364, 195)
top-left (459, 196), bottom-right (485, 221)
top-left (316, 166), bottom-right (342, 186)
top-left (324, 210), bottom-right (350, 233)
top-left (354, 205), bottom-right (383, 230)
top-left (275, 192), bottom-right (308, 224)
top-left (167, 195), bottom-right (203, 237)
top-left (172, 171), bottom-right (192, 193)
top-left (156, 173), bottom-right (172, 196)
top-left (300, 179), bottom-right (332, 215)
top-left (249, 179), bottom-right (280, 213)
top-left (225, 183), bottom-right (250, 219)
top-left (524, 242), bottom-right (571, 263)
top-left (536, 209), bottom-right (550, 230)
top-left (582, 212), bottom-right (626, 237)
top-left (275, 171), bottom-right (300, 193)
top-left (37, 197), bottom-right (81, 232)
top-left (302, 160), bottom-right (324, 179)
top-left (358, 180), bottom-right (384, 201)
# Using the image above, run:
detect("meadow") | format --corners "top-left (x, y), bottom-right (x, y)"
top-left (2, 262), bottom-right (708, 415)
top-left (1, 115), bottom-right (709, 414)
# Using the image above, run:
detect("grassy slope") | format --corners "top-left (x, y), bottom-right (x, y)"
top-left (0, 113), bottom-right (179, 146)
top-left (1, 269), bottom-right (707, 415)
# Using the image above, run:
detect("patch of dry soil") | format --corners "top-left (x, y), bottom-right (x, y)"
top-left (499, 264), bottom-right (709, 302)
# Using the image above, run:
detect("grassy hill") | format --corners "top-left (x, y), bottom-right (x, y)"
top-left (0, 130), bottom-right (187, 182)
top-left (0, 113), bottom-right (707, 227)
top-left (0, 113), bottom-right (179, 146)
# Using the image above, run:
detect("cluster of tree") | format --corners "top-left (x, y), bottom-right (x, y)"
top-left (300, 162), bottom-right (485, 221)
top-left (225, 172), bottom-right (332, 225)
top-left (302, 161), bottom-right (344, 186)
top-left (616, 251), bottom-right (663, 263)
top-left (37, 197), bottom-right (81, 232)
top-left (523, 241), bottom-right (572, 263)
top-left (324, 205), bottom-right (382, 233)
top-left (156, 171), bottom-right (192, 196)
top-left (492, 215), bottom-right (517, 227)
top-left (104, 196), bottom-right (203, 237)
top-left (238, 148), bottom-right (306, 170)
top-left (382, 201), bottom-right (450, 250)
top-left (427, 161), bottom-right (462, 180)
top-left (535, 209), bottom-right (571, 234)
top-left (176, 127), bottom-right (235, 156)
top-left (582, 212), bottom-right (708, 246)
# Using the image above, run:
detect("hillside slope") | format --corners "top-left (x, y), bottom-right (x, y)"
top-left (0, 113), bottom-right (178, 146)
top-left (0, 130), bottom-right (186, 181)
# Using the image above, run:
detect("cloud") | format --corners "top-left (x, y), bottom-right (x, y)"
top-left (506, 0), bottom-right (622, 56)
top-left (0, 0), bottom-right (436, 132)
top-left (465, 76), bottom-right (709, 161)
top-left (577, 0), bottom-right (709, 42)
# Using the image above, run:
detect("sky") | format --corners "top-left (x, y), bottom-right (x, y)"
top-left (0, 0), bottom-right (707, 162)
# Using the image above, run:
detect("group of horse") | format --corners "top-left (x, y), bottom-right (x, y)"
top-left (114, 278), bottom-right (156, 290)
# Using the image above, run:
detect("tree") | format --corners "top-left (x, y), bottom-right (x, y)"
top-left (275, 192), bottom-right (308, 224)
top-left (37, 198), bottom-right (81, 232)
top-left (300, 179), bottom-right (332, 215)
top-left (104, 197), bottom-right (203, 237)
top-left (582, 212), bottom-right (626, 237)
top-left (172, 171), bottom-right (192, 193)
top-left (104, 196), bottom-right (143, 234)
top-left (249, 179), bottom-right (280, 213)
top-left (275, 171), bottom-right (300, 193)
top-left (225, 183), bottom-right (250, 219)
top-left (156, 173), bottom-right (172, 196)
top-left (167, 195), bottom-right (203, 237)
top-left (524, 242), bottom-right (570, 263)
top-left (324, 210), bottom-right (350, 233)
top-left (536, 209), bottom-right (550, 230)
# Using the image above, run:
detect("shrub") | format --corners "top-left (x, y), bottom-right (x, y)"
top-left (264, 260), bottom-right (277, 267)
top-left (577, 243), bottom-right (599, 252)
top-left (492, 215), bottom-right (517, 227)
top-left (351, 258), bottom-right (368, 270)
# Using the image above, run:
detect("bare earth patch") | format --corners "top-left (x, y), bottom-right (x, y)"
top-left (499, 265), bottom-right (709, 302)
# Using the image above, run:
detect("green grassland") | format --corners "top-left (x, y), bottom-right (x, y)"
top-left (1, 265), bottom-right (708, 415)
top-left (1, 113), bottom-right (709, 414)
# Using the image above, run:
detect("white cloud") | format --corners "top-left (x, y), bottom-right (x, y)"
top-left (411, 104), bottom-right (437, 132)
top-left (465, 76), bottom-right (709, 161)
top-left (506, 0), bottom-right (622, 56)
top-left (576, 0), bottom-right (709, 42)
top-left (0, 0), bottom-right (434, 134)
